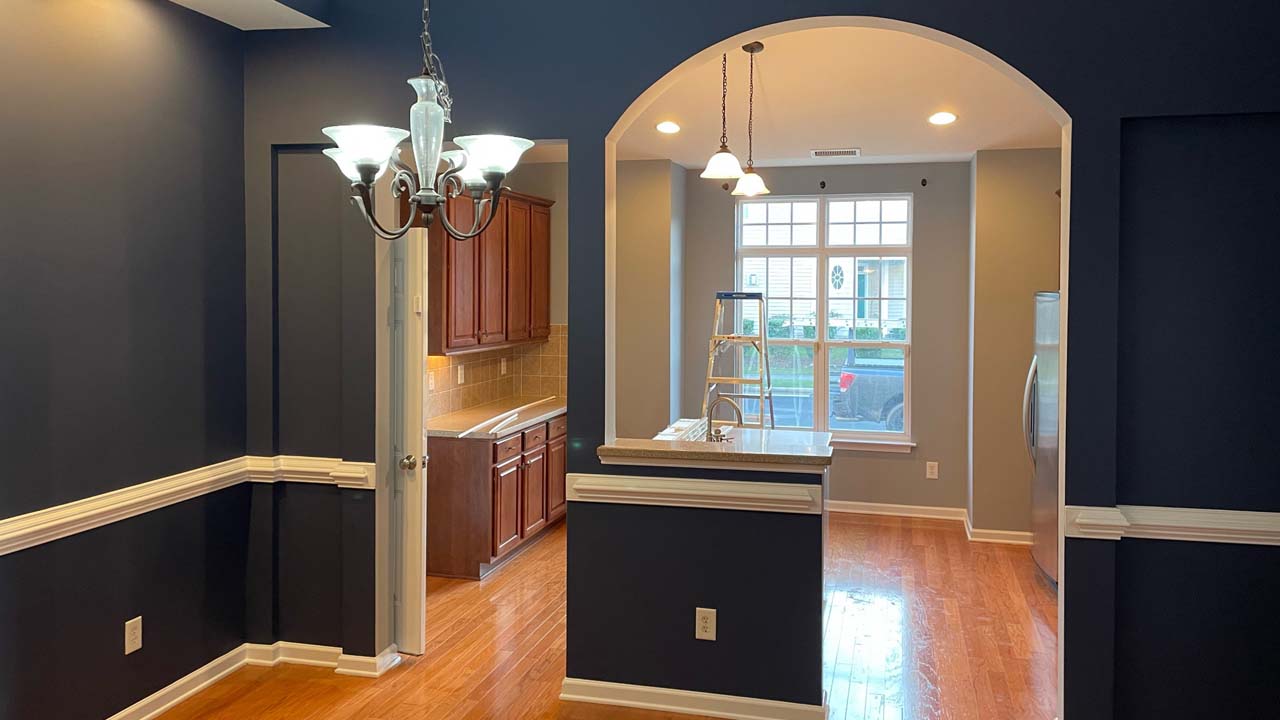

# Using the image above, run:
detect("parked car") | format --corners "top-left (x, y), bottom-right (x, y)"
top-left (829, 348), bottom-right (905, 431)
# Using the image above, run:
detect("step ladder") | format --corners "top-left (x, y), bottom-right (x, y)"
top-left (702, 291), bottom-right (775, 429)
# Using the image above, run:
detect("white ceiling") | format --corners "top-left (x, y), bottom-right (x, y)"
top-left (617, 26), bottom-right (1061, 168)
top-left (168, 0), bottom-right (326, 30)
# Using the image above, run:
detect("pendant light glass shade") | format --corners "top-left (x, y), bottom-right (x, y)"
top-left (322, 148), bottom-right (375, 183)
top-left (322, 125), bottom-right (410, 175)
top-left (700, 146), bottom-right (745, 179)
top-left (452, 135), bottom-right (534, 175)
top-left (731, 167), bottom-right (770, 196)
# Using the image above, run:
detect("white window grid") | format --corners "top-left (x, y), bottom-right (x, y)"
top-left (733, 194), bottom-right (913, 441)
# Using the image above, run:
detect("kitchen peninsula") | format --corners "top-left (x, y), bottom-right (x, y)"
top-left (561, 423), bottom-right (833, 718)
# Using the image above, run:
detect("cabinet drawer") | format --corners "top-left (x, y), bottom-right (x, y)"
top-left (548, 414), bottom-right (567, 439)
top-left (494, 434), bottom-right (522, 464)
top-left (523, 423), bottom-right (548, 449)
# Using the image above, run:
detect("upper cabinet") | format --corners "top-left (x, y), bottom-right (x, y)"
top-left (409, 189), bottom-right (554, 355)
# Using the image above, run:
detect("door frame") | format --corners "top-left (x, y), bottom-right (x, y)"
top-left (374, 180), bottom-right (427, 656)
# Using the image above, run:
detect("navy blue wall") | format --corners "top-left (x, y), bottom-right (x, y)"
top-left (238, 2), bottom-right (1280, 716)
top-left (1, 2), bottom-right (250, 718)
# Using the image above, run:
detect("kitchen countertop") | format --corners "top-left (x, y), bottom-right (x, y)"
top-left (597, 421), bottom-right (833, 471)
top-left (427, 396), bottom-right (566, 439)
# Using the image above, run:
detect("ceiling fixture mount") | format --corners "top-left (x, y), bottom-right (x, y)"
top-left (732, 41), bottom-right (770, 197)
top-left (321, 0), bottom-right (534, 241)
top-left (656, 121), bottom-right (681, 134)
top-left (929, 111), bottom-right (957, 126)
top-left (700, 53), bottom-right (744, 179)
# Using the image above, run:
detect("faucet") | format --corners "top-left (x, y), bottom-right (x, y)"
top-left (705, 396), bottom-right (744, 442)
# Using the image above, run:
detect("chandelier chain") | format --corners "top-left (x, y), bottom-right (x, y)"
top-left (746, 50), bottom-right (754, 167)
top-left (421, 0), bottom-right (453, 122)
top-left (719, 53), bottom-right (728, 148)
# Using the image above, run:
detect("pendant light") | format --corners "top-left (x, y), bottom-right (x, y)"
top-left (700, 53), bottom-right (745, 179)
top-left (733, 42), bottom-right (770, 197)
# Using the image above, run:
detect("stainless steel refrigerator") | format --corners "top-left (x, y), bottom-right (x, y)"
top-left (1024, 292), bottom-right (1059, 583)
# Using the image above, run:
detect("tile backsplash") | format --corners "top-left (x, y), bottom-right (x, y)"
top-left (426, 324), bottom-right (566, 419)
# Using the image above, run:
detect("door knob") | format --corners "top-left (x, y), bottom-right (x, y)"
top-left (399, 454), bottom-right (418, 470)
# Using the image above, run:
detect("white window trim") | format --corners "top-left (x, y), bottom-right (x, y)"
top-left (734, 193), bottom-right (914, 446)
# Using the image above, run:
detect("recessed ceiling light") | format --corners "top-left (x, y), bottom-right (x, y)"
top-left (656, 121), bottom-right (681, 134)
top-left (928, 111), bottom-right (957, 126)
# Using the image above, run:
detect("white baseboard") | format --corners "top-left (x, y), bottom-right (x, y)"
top-left (825, 500), bottom-right (968, 521)
top-left (106, 645), bottom-right (247, 720)
top-left (107, 641), bottom-right (399, 720)
top-left (964, 514), bottom-right (1033, 545)
top-left (826, 500), bottom-right (1034, 545)
top-left (561, 678), bottom-right (826, 720)
top-left (338, 644), bottom-right (403, 677)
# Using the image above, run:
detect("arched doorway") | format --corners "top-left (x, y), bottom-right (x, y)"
top-left (601, 16), bottom-right (1071, 717)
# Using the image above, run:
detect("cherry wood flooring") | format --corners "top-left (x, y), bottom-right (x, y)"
top-left (159, 513), bottom-right (1056, 720)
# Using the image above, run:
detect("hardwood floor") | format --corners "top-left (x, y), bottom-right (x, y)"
top-left (159, 513), bottom-right (1055, 720)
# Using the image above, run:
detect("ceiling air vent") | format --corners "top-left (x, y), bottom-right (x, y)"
top-left (810, 147), bottom-right (862, 159)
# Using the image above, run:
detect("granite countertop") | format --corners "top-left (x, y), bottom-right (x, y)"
top-left (427, 396), bottom-right (566, 439)
top-left (597, 421), bottom-right (834, 469)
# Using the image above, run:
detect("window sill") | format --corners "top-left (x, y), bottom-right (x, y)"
top-left (830, 438), bottom-right (916, 454)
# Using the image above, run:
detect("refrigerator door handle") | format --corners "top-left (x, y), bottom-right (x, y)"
top-left (1022, 355), bottom-right (1038, 466)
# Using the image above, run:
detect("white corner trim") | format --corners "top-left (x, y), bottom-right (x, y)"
top-left (825, 500), bottom-right (968, 521)
top-left (245, 455), bottom-right (377, 489)
top-left (1064, 505), bottom-right (1130, 541)
top-left (106, 644), bottom-right (247, 720)
top-left (0, 455), bottom-right (378, 557)
top-left (244, 641), bottom-right (342, 668)
top-left (567, 473), bottom-right (824, 514)
top-left (561, 678), bottom-right (825, 720)
top-left (337, 644), bottom-right (403, 677)
top-left (964, 514), bottom-right (1033, 545)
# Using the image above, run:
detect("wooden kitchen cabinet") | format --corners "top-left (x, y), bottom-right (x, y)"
top-left (506, 197), bottom-right (531, 342)
top-left (427, 412), bottom-right (568, 579)
top-left (408, 188), bottom-right (553, 356)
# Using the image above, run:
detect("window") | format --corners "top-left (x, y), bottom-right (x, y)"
top-left (734, 195), bottom-right (912, 442)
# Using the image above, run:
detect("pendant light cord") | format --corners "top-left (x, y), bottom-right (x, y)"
top-left (420, 0), bottom-right (453, 121)
top-left (746, 50), bottom-right (755, 169)
top-left (719, 53), bottom-right (729, 148)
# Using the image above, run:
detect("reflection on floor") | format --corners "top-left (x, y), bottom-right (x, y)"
top-left (159, 514), bottom-right (1055, 720)
top-left (824, 513), bottom-right (1057, 720)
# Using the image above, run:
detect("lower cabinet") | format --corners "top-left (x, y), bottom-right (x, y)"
top-left (428, 412), bottom-right (568, 579)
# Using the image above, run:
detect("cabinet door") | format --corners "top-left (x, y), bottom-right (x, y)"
top-left (520, 446), bottom-right (547, 537)
top-left (477, 196), bottom-right (507, 345)
top-left (506, 198), bottom-right (531, 342)
top-left (546, 434), bottom-right (567, 520)
top-left (493, 456), bottom-right (522, 558)
top-left (446, 197), bottom-right (479, 350)
top-left (530, 204), bottom-right (551, 339)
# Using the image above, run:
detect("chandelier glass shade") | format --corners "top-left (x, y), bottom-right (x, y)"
top-left (320, 1), bottom-right (534, 241)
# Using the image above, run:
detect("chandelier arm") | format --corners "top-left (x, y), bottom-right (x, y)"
top-left (351, 184), bottom-right (420, 241)
top-left (436, 189), bottom-right (504, 240)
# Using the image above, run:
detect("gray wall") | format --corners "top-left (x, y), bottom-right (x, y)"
top-left (682, 163), bottom-right (972, 507)
top-left (616, 160), bottom-right (685, 437)
top-left (505, 160), bottom-right (570, 324)
top-left (969, 149), bottom-right (1061, 531)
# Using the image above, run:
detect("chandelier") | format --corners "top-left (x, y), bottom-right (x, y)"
top-left (320, 0), bottom-right (534, 241)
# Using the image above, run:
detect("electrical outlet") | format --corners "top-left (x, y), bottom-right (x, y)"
top-left (500, 358), bottom-right (508, 375)
top-left (124, 616), bottom-right (142, 655)
top-left (926, 461), bottom-right (939, 480)
top-left (695, 607), bottom-right (716, 641)
top-left (457, 365), bottom-right (465, 384)
top-left (428, 371), bottom-right (436, 392)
